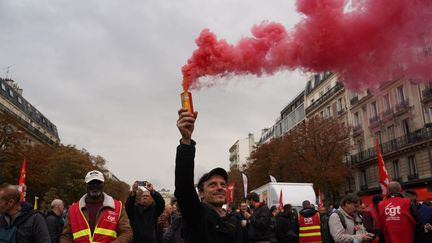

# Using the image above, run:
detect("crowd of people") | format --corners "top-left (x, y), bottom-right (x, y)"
top-left (0, 108), bottom-right (431, 243)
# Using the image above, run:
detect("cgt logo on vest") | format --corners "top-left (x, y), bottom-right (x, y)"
top-left (384, 203), bottom-right (401, 221)
top-left (304, 217), bottom-right (313, 225)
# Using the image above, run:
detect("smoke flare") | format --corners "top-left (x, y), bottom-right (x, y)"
top-left (182, 0), bottom-right (432, 91)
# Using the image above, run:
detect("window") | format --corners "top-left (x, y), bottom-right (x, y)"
top-left (17, 97), bottom-right (22, 104)
top-left (354, 112), bottom-right (360, 127)
top-left (408, 155), bottom-right (417, 175)
top-left (388, 125), bottom-right (395, 140)
top-left (397, 86), bottom-right (405, 103)
top-left (326, 106), bottom-right (332, 118)
top-left (383, 93), bottom-right (391, 111)
top-left (8, 89), bottom-right (14, 97)
top-left (402, 119), bottom-right (410, 135)
top-left (428, 107), bottom-right (432, 123)
top-left (338, 98), bottom-right (344, 111)
top-left (1, 82), bottom-right (5, 91)
top-left (393, 160), bottom-right (400, 178)
top-left (320, 111), bottom-right (324, 118)
top-left (370, 101), bottom-right (378, 117)
top-left (361, 170), bottom-right (367, 186)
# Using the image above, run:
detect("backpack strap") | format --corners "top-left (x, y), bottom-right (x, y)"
top-left (334, 210), bottom-right (347, 229)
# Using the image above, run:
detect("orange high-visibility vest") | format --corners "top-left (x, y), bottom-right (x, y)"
top-left (298, 212), bottom-right (322, 243)
top-left (69, 200), bottom-right (122, 243)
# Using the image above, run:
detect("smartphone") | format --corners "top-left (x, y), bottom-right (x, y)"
top-left (136, 181), bottom-right (148, 187)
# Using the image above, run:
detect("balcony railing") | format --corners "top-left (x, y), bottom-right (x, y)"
top-left (337, 108), bottom-right (346, 116)
top-left (306, 83), bottom-right (343, 114)
top-left (352, 125), bottom-right (363, 137)
top-left (350, 128), bottom-right (432, 165)
top-left (350, 96), bottom-right (359, 106)
top-left (395, 99), bottom-right (410, 114)
top-left (381, 108), bottom-right (394, 121)
top-left (392, 177), bottom-right (403, 183)
top-left (369, 115), bottom-right (381, 128)
top-left (408, 173), bottom-right (419, 181)
top-left (360, 185), bottom-right (368, 191)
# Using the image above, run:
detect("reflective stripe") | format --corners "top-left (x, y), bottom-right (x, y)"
top-left (300, 225), bottom-right (321, 231)
top-left (94, 227), bottom-right (117, 238)
top-left (72, 229), bottom-right (91, 239)
top-left (299, 232), bottom-right (322, 237)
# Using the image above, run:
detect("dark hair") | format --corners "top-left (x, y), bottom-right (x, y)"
top-left (340, 193), bottom-right (360, 206)
top-left (270, 205), bottom-right (278, 213)
top-left (246, 192), bottom-right (259, 202)
top-left (302, 200), bottom-right (311, 208)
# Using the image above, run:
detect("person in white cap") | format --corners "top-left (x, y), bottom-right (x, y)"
top-left (60, 170), bottom-right (133, 243)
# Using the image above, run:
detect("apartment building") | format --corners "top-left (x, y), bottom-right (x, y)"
top-left (349, 80), bottom-right (432, 202)
top-left (229, 133), bottom-right (255, 170)
top-left (0, 78), bottom-right (60, 146)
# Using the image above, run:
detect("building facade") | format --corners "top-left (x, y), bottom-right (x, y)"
top-left (348, 80), bottom-right (432, 202)
top-left (229, 133), bottom-right (255, 170)
top-left (0, 78), bottom-right (60, 146)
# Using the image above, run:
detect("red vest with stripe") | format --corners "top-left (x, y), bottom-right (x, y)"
top-left (69, 199), bottom-right (122, 243)
top-left (378, 196), bottom-right (415, 243)
top-left (298, 212), bottom-right (322, 243)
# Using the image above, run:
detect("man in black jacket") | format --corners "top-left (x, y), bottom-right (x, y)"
top-left (125, 181), bottom-right (165, 243)
top-left (245, 192), bottom-right (271, 243)
top-left (46, 199), bottom-right (65, 243)
top-left (175, 108), bottom-right (240, 243)
top-left (0, 183), bottom-right (51, 243)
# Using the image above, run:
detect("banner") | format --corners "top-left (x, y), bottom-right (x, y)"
top-left (269, 175), bottom-right (277, 183)
top-left (318, 189), bottom-right (323, 208)
top-left (279, 189), bottom-right (283, 210)
top-left (242, 173), bottom-right (248, 199)
top-left (226, 183), bottom-right (235, 204)
top-left (376, 137), bottom-right (391, 195)
top-left (18, 159), bottom-right (27, 202)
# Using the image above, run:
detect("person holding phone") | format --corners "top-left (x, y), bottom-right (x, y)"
top-left (125, 181), bottom-right (165, 243)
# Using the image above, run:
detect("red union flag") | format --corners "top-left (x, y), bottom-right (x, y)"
top-left (376, 138), bottom-right (391, 195)
top-left (226, 183), bottom-right (235, 204)
top-left (318, 189), bottom-right (323, 208)
top-left (18, 159), bottom-right (27, 202)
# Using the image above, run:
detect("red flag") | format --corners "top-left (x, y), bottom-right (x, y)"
top-left (279, 189), bottom-right (283, 210)
top-left (18, 159), bottom-right (27, 202)
top-left (226, 183), bottom-right (235, 204)
top-left (376, 138), bottom-right (391, 195)
top-left (318, 189), bottom-right (323, 208)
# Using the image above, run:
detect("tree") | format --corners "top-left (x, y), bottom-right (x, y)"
top-left (246, 116), bottom-right (351, 203)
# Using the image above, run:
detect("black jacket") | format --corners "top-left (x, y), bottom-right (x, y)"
top-left (0, 208), bottom-right (51, 243)
top-left (276, 212), bottom-right (299, 243)
top-left (125, 190), bottom-right (165, 243)
top-left (174, 141), bottom-right (239, 243)
top-left (45, 211), bottom-right (64, 243)
top-left (248, 203), bottom-right (271, 241)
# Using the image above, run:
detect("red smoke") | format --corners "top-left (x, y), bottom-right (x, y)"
top-left (182, 0), bottom-right (432, 91)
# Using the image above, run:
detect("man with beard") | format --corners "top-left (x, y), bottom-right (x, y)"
top-left (60, 170), bottom-right (132, 243)
top-left (175, 108), bottom-right (240, 243)
top-left (245, 192), bottom-right (271, 243)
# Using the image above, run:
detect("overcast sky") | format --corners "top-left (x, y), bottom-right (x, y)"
top-left (0, 0), bottom-right (308, 191)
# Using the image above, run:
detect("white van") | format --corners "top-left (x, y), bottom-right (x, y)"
top-left (252, 182), bottom-right (316, 210)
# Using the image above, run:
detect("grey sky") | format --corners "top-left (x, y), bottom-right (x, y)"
top-left (0, 0), bottom-right (307, 191)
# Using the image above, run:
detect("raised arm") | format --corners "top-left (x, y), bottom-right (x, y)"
top-left (174, 108), bottom-right (202, 227)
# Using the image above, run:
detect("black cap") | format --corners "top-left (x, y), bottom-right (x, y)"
top-left (197, 167), bottom-right (228, 192)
